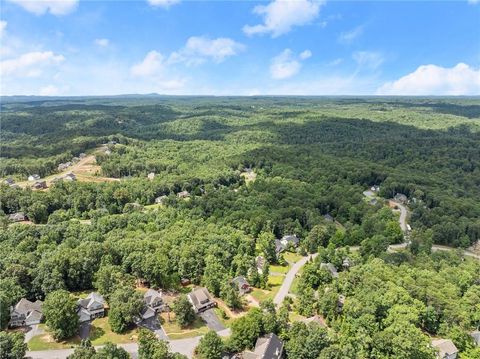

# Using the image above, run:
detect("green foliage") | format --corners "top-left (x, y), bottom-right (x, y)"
top-left (172, 295), bottom-right (195, 328)
top-left (43, 289), bottom-right (79, 340)
top-left (108, 286), bottom-right (143, 333)
top-left (138, 329), bottom-right (185, 359)
top-left (67, 340), bottom-right (96, 359)
top-left (0, 331), bottom-right (27, 359)
top-left (195, 331), bottom-right (225, 359)
top-left (95, 342), bottom-right (130, 359)
top-left (285, 322), bottom-right (330, 359)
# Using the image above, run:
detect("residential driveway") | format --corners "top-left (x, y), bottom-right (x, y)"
top-left (273, 254), bottom-right (318, 307)
top-left (24, 324), bottom-right (44, 343)
top-left (139, 316), bottom-right (169, 340)
top-left (199, 309), bottom-right (225, 332)
top-left (79, 322), bottom-right (91, 340)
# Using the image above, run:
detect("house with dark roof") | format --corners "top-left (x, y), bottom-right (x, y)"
top-left (323, 214), bottom-right (334, 222)
top-left (241, 333), bottom-right (284, 359)
top-left (32, 181), bottom-right (47, 190)
top-left (232, 276), bottom-right (251, 295)
top-left (77, 292), bottom-right (105, 323)
top-left (320, 263), bottom-right (339, 279)
top-left (432, 339), bottom-right (458, 359)
top-left (394, 193), bottom-right (408, 204)
top-left (9, 298), bottom-right (43, 327)
top-left (4, 178), bottom-right (15, 186)
top-left (8, 212), bottom-right (26, 222)
top-left (140, 289), bottom-right (163, 320)
top-left (64, 172), bottom-right (77, 181)
top-left (187, 287), bottom-right (216, 313)
top-left (275, 235), bottom-right (300, 255)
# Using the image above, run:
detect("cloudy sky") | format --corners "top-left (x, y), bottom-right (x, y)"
top-left (0, 0), bottom-right (479, 96)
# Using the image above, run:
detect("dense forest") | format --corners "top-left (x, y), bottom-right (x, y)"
top-left (0, 96), bottom-right (479, 358)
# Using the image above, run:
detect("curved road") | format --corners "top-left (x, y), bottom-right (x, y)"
top-left (273, 253), bottom-right (318, 307)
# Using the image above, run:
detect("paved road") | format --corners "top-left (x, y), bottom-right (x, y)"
top-left (273, 253), bottom-right (318, 307)
top-left (393, 201), bottom-right (408, 232)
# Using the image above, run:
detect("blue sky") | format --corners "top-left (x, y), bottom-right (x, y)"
top-left (1, 0), bottom-right (479, 96)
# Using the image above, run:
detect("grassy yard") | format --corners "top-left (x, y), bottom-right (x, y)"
top-left (249, 274), bottom-right (285, 303)
top-left (160, 313), bottom-right (209, 340)
top-left (28, 325), bottom-right (80, 351)
top-left (284, 252), bottom-right (303, 264)
top-left (214, 308), bottom-right (235, 328)
top-left (89, 317), bottom-right (138, 346)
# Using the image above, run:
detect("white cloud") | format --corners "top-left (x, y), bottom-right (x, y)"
top-left (94, 38), bottom-right (109, 47)
top-left (299, 50), bottom-right (312, 60)
top-left (327, 58), bottom-right (343, 66)
top-left (131, 50), bottom-right (164, 77)
top-left (270, 48), bottom-right (311, 80)
top-left (338, 25), bottom-right (364, 44)
top-left (467, 0), bottom-right (479, 4)
top-left (1, 51), bottom-right (65, 77)
top-left (39, 84), bottom-right (60, 96)
top-left (147, 0), bottom-right (180, 8)
top-left (353, 51), bottom-right (384, 70)
top-left (169, 36), bottom-right (245, 65)
top-left (377, 63), bottom-right (480, 95)
top-left (7, 0), bottom-right (79, 15)
top-left (243, 0), bottom-right (325, 38)
top-left (0, 21), bottom-right (7, 37)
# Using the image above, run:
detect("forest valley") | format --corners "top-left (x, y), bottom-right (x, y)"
top-left (0, 96), bottom-right (479, 359)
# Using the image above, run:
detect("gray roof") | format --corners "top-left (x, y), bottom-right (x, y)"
top-left (232, 276), bottom-right (249, 289)
top-left (252, 333), bottom-right (284, 359)
top-left (470, 331), bottom-right (480, 346)
top-left (320, 263), bottom-right (339, 278)
top-left (78, 292), bottom-right (105, 310)
top-left (432, 339), bottom-right (458, 358)
top-left (8, 212), bottom-right (25, 222)
top-left (13, 298), bottom-right (43, 315)
top-left (281, 234), bottom-right (300, 245)
top-left (144, 289), bottom-right (162, 306)
top-left (188, 287), bottom-right (213, 308)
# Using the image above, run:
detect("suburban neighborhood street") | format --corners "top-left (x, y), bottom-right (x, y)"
top-left (273, 253), bottom-right (318, 307)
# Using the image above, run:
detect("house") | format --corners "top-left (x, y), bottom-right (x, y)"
top-left (155, 195), bottom-right (168, 205)
top-left (187, 287), bottom-right (216, 313)
top-left (177, 191), bottom-right (190, 199)
top-left (470, 331), bottom-right (480, 347)
top-left (275, 235), bottom-right (300, 255)
top-left (8, 212), bottom-right (26, 222)
top-left (147, 172), bottom-right (155, 180)
top-left (9, 298), bottom-right (43, 327)
top-left (72, 157), bottom-right (80, 163)
top-left (337, 295), bottom-right (345, 313)
top-left (255, 256), bottom-right (266, 275)
top-left (394, 193), bottom-right (408, 204)
top-left (64, 173), bottom-right (77, 181)
top-left (342, 257), bottom-right (351, 269)
top-left (4, 178), bottom-right (15, 185)
top-left (77, 292), bottom-right (105, 323)
top-left (144, 289), bottom-right (163, 312)
top-left (232, 276), bottom-right (251, 295)
top-left (28, 174), bottom-right (40, 181)
top-left (369, 198), bottom-right (378, 206)
top-left (79, 153), bottom-right (86, 159)
top-left (300, 315), bottom-right (326, 327)
top-left (241, 333), bottom-right (284, 359)
top-left (323, 214), bottom-right (334, 222)
top-left (32, 181), bottom-right (47, 190)
top-left (57, 163), bottom-right (70, 171)
top-left (432, 339), bottom-right (458, 359)
top-left (320, 263), bottom-right (339, 279)
top-left (371, 185), bottom-right (380, 192)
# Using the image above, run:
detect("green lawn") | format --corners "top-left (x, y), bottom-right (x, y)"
top-left (284, 252), bottom-right (303, 264)
top-left (160, 313), bottom-right (209, 339)
top-left (89, 317), bottom-right (138, 345)
top-left (269, 264), bottom-right (289, 274)
top-left (249, 274), bottom-right (285, 303)
top-left (214, 308), bottom-right (235, 328)
top-left (28, 325), bottom-right (80, 351)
